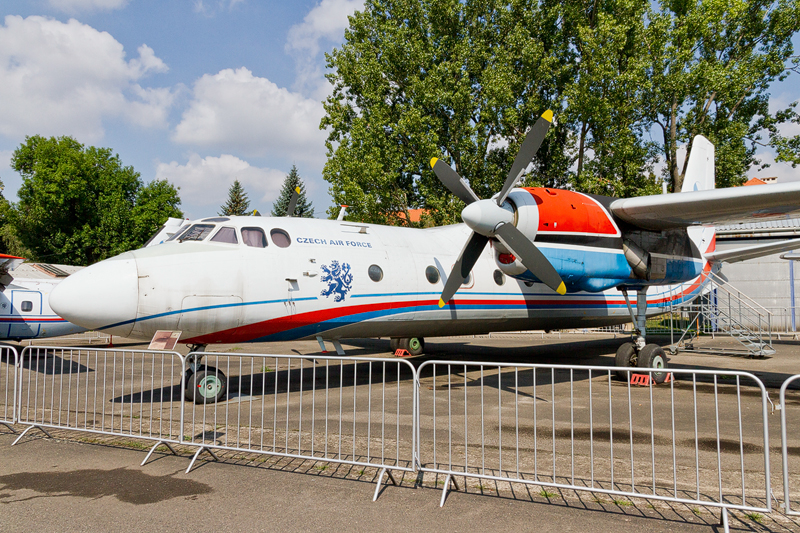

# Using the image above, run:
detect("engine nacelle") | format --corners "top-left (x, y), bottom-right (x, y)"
top-left (493, 187), bottom-right (630, 292)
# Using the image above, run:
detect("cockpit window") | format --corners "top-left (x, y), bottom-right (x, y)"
top-left (270, 229), bottom-right (291, 248)
top-left (166, 224), bottom-right (190, 242)
top-left (178, 224), bottom-right (215, 242)
top-left (210, 226), bottom-right (238, 244)
top-left (242, 227), bottom-right (268, 248)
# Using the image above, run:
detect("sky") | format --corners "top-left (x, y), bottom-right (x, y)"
top-left (0, 1), bottom-right (798, 222)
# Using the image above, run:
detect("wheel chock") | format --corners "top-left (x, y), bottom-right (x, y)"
top-left (630, 373), bottom-right (674, 386)
top-left (394, 349), bottom-right (411, 357)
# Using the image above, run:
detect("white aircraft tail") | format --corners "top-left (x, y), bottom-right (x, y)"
top-left (683, 136), bottom-right (717, 258)
top-left (681, 135), bottom-right (715, 193)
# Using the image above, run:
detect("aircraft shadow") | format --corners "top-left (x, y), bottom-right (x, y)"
top-left (17, 354), bottom-right (93, 376)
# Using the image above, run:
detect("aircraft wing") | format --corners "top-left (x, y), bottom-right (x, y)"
top-left (704, 238), bottom-right (800, 264)
top-left (609, 182), bottom-right (800, 231)
top-left (0, 253), bottom-right (25, 288)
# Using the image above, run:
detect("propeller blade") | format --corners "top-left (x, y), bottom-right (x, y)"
top-left (430, 158), bottom-right (481, 205)
top-left (494, 222), bottom-right (566, 295)
top-left (286, 186), bottom-right (301, 217)
top-left (438, 232), bottom-right (490, 307)
top-left (496, 110), bottom-right (553, 206)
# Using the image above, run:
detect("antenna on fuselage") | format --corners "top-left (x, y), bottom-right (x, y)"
top-left (286, 187), bottom-right (301, 217)
top-left (337, 205), bottom-right (348, 221)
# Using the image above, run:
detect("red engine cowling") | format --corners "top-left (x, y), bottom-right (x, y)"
top-left (494, 187), bottom-right (621, 277)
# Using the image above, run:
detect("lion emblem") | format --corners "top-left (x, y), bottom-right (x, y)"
top-left (320, 260), bottom-right (353, 302)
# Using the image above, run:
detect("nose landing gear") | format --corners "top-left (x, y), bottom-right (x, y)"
top-left (616, 287), bottom-right (669, 383)
top-left (184, 345), bottom-right (228, 403)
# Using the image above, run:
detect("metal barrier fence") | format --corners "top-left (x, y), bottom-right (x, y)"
top-left (780, 374), bottom-right (800, 516)
top-left (416, 361), bottom-right (771, 528)
top-left (13, 346), bottom-right (185, 446)
top-left (181, 352), bottom-right (417, 498)
top-left (1, 345), bottom-right (20, 428)
top-left (6, 346), bottom-right (796, 527)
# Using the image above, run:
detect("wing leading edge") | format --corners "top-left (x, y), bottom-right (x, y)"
top-left (610, 181), bottom-right (800, 231)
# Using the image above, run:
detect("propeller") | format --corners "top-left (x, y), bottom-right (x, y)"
top-left (431, 110), bottom-right (565, 308)
top-left (286, 186), bottom-right (301, 217)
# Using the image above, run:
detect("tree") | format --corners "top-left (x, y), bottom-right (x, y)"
top-left (271, 165), bottom-right (315, 217)
top-left (322, 0), bottom-right (800, 219)
top-left (644, 0), bottom-right (800, 191)
top-left (219, 180), bottom-right (251, 216)
top-left (8, 135), bottom-right (183, 265)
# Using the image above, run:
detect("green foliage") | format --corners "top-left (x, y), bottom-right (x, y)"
top-left (322, 0), bottom-right (800, 221)
top-left (271, 165), bottom-right (315, 217)
top-left (219, 179), bottom-right (251, 216)
top-left (8, 135), bottom-right (183, 265)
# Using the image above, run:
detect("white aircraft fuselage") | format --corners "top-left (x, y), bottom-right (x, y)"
top-left (49, 187), bottom-right (712, 345)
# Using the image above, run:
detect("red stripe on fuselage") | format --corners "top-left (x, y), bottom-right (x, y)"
top-left (524, 187), bottom-right (619, 236)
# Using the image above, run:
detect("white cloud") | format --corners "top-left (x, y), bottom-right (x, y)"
top-left (0, 16), bottom-right (173, 143)
top-left (286, 0), bottom-right (363, 97)
top-left (155, 153), bottom-right (286, 214)
top-left (193, 0), bottom-right (245, 17)
top-left (751, 151), bottom-right (800, 183)
top-left (47, 0), bottom-right (128, 13)
top-left (173, 67), bottom-right (326, 164)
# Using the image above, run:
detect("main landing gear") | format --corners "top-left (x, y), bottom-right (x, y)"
top-left (390, 337), bottom-right (425, 356)
top-left (616, 287), bottom-right (669, 383)
top-left (184, 344), bottom-right (228, 404)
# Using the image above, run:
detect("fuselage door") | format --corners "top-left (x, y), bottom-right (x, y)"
top-left (8, 290), bottom-right (43, 338)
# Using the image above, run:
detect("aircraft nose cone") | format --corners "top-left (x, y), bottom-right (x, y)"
top-left (50, 253), bottom-right (138, 337)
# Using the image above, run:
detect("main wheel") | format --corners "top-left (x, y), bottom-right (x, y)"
top-left (389, 338), bottom-right (400, 352)
top-left (186, 366), bottom-right (227, 404)
top-left (638, 344), bottom-right (668, 384)
top-left (614, 342), bottom-right (636, 380)
top-left (406, 337), bottom-right (425, 356)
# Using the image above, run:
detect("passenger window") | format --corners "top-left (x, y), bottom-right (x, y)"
top-left (242, 227), bottom-right (268, 248)
top-left (368, 265), bottom-right (383, 282)
top-left (211, 227), bottom-right (238, 244)
top-left (425, 266), bottom-right (440, 284)
top-left (270, 229), bottom-right (291, 248)
top-left (21, 301), bottom-right (33, 312)
top-left (178, 224), bottom-right (215, 242)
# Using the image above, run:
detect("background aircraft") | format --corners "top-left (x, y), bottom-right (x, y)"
top-left (0, 254), bottom-right (86, 341)
top-left (48, 113), bottom-right (800, 402)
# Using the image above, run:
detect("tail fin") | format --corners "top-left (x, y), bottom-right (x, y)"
top-left (682, 135), bottom-right (715, 192)
top-left (683, 136), bottom-right (716, 258)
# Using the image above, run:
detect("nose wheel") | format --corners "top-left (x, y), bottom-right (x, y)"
top-left (185, 366), bottom-right (228, 403)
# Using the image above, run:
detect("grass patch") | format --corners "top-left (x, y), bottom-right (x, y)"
top-left (612, 498), bottom-right (633, 507)
top-left (262, 366), bottom-right (274, 372)
top-left (691, 507), bottom-right (703, 516)
top-left (314, 464), bottom-right (328, 471)
top-left (538, 489), bottom-right (557, 499)
top-left (744, 512), bottom-right (763, 523)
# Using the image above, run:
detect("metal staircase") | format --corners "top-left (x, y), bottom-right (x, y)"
top-left (669, 271), bottom-right (775, 357)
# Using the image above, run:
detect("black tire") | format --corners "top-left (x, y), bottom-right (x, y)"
top-left (638, 344), bottom-right (668, 384)
top-left (389, 338), bottom-right (400, 352)
top-left (186, 366), bottom-right (227, 404)
top-left (407, 337), bottom-right (425, 356)
top-left (614, 342), bottom-right (636, 381)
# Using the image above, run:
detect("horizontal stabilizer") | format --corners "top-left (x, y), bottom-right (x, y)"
top-left (705, 238), bottom-right (800, 264)
top-left (611, 181), bottom-right (800, 231)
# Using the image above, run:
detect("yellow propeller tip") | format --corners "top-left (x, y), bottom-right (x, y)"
top-left (556, 282), bottom-right (566, 295)
top-left (295, 186), bottom-right (301, 193)
top-left (542, 110), bottom-right (553, 123)
top-left (438, 299), bottom-right (446, 308)
top-left (430, 157), bottom-right (438, 168)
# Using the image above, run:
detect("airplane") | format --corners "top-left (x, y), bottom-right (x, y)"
top-left (0, 254), bottom-right (87, 341)
top-left (47, 111), bottom-right (800, 403)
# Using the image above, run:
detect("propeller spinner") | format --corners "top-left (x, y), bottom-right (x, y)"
top-left (431, 110), bottom-right (566, 308)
